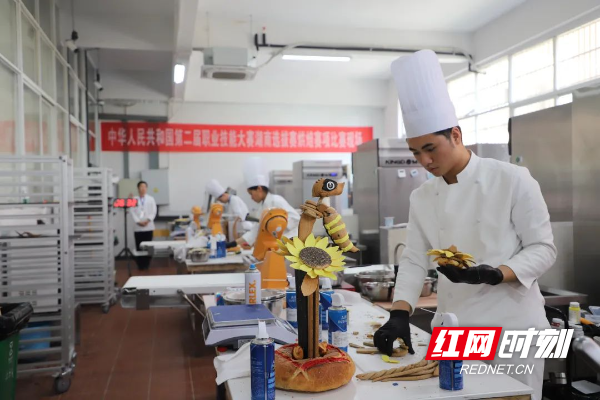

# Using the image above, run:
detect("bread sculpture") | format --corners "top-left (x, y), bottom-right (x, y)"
top-left (274, 178), bottom-right (358, 392)
top-left (427, 245), bottom-right (475, 269)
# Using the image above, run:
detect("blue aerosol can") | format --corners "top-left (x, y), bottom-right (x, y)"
top-left (439, 360), bottom-right (463, 391)
top-left (286, 276), bottom-right (297, 328)
top-left (250, 321), bottom-right (275, 400)
top-left (245, 264), bottom-right (261, 305)
top-left (328, 293), bottom-right (348, 352)
top-left (320, 278), bottom-right (334, 331)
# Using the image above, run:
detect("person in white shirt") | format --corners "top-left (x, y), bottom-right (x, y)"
top-left (130, 181), bottom-right (157, 270)
top-left (235, 157), bottom-right (300, 247)
top-left (205, 179), bottom-right (254, 231)
top-left (373, 50), bottom-right (555, 400)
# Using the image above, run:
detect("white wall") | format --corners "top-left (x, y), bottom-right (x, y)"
top-left (163, 101), bottom-right (383, 214)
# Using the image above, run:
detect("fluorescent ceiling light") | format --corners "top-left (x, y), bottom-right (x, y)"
top-left (282, 54), bottom-right (351, 62)
top-left (174, 64), bottom-right (186, 84)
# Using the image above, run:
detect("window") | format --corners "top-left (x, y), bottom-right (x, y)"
top-left (476, 108), bottom-right (509, 144)
top-left (0, 0), bottom-right (17, 64)
top-left (557, 19), bottom-right (600, 88)
top-left (69, 72), bottom-right (76, 116)
top-left (41, 39), bottom-right (54, 98)
top-left (41, 100), bottom-right (52, 155)
top-left (476, 58), bottom-right (509, 113)
top-left (557, 93), bottom-right (573, 105)
top-left (54, 3), bottom-right (61, 48)
top-left (448, 73), bottom-right (476, 118)
top-left (458, 117), bottom-right (476, 146)
top-left (514, 99), bottom-right (555, 117)
top-left (24, 86), bottom-right (41, 155)
top-left (39, 0), bottom-right (53, 40)
top-left (0, 63), bottom-right (17, 154)
top-left (56, 55), bottom-right (66, 107)
top-left (22, 0), bottom-right (35, 17)
top-left (512, 40), bottom-right (554, 102)
top-left (57, 109), bottom-right (67, 154)
top-left (79, 86), bottom-right (86, 123)
top-left (21, 12), bottom-right (38, 83)
top-left (87, 96), bottom-right (95, 134)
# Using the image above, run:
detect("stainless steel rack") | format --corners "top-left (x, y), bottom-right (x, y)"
top-left (0, 156), bottom-right (76, 394)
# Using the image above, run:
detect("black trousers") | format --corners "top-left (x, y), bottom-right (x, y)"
top-left (134, 231), bottom-right (153, 270)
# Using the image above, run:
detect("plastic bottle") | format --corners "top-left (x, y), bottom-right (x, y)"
top-left (569, 302), bottom-right (581, 325)
top-left (573, 325), bottom-right (584, 339)
top-left (286, 276), bottom-right (297, 328)
top-left (209, 235), bottom-right (217, 259)
top-left (245, 264), bottom-right (261, 305)
top-left (320, 278), bottom-right (334, 331)
top-left (250, 321), bottom-right (275, 400)
top-left (328, 293), bottom-right (348, 352)
top-left (551, 318), bottom-right (565, 330)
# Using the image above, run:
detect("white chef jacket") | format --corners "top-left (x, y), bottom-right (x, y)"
top-left (130, 195), bottom-right (157, 232)
top-left (241, 193), bottom-right (300, 246)
top-left (226, 194), bottom-right (253, 230)
top-left (394, 152), bottom-right (556, 400)
top-left (394, 152), bottom-right (556, 328)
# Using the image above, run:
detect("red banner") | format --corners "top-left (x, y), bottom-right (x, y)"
top-left (101, 122), bottom-right (372, 153)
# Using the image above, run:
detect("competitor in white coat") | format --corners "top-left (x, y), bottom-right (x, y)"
top-left (205, 178), bottom-right (253, 231)
top-left (373, 50), bottom-right (556, 400)
top-left (130, 180), bottom-right (158, 270)
top-left (235, 157), bottom-right (300, 247)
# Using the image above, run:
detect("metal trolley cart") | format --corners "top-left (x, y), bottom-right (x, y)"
top-left (73, 168), bottom-right (116, 313)
top-left (0, 156), bottom-right (76, 394)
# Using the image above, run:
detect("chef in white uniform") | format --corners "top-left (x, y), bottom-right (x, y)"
top-left (130, 180), bottom-right (158, 270)
top-left (235, 157), bottom-right (300, 247)
top-left (205, 178), bottom-right (253, 231)
top-left (373, 50), bottom-right (556, 400)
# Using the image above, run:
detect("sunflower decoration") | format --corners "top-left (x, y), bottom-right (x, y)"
top-left (275, 236), bottom-right (293, 256)
top-left (427, 245), bottom-right (475, 270)
top-left (283, 233), bottom-right (346, 296)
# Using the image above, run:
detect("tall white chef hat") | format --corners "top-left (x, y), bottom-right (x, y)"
top-left (243, 157), bottom-right (269, 189)
top-left (391, 49), bottom-right (458, 138)
top-left (205, 179), bottom-right (226, 199)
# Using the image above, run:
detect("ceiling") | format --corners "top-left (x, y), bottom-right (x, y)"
top-left (196, 0), bottom-right (528, 32)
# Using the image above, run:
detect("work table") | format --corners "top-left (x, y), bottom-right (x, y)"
top-left (220, 292), bottom-right (533, 400)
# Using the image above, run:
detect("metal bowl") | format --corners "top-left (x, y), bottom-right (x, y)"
top-left (357, 270), bottom-right (395, 286)
top-left (189, 248), bottom-right (209, 263)
top-left (420, 277), bottom-right (437, 297)
top-left (361, 281), bottom-right (395, 302)
top-left (223, 289), bottom-right (285, 316)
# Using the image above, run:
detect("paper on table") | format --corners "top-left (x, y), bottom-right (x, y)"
top-left (572, 380), bottom-right (600, 395)
top-left (214, 342), bottom-right (251, 385)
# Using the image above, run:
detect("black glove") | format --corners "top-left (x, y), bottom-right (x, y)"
top-left (436, 264), bottom-right (503, 285)
top-left (226, 241), bottom-right (238, 249)
top-left (373, 310), bottom-right (414, 357)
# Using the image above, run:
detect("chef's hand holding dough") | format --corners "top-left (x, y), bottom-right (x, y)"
top-left (373, 310), bottom-right (415, 357)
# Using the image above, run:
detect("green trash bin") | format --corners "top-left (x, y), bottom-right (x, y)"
top-left (0, 303), bottom-right (34, 400)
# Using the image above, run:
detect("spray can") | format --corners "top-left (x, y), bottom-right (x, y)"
top-left (250, 321), bottom-right (275, 400)
top-left (209, 235), bottom-right (217, 259)
top-left (286, 276), bottom-right (297, 328)
top-left (245, 264), bottom-right (261, 305)
top-left (439, 360), bottom-right (463, 391)
top-left (217, 234), bottom-right (227, 258)
top-left (320, 278), bottom-right (334, 331)
top-left (328, 293), bottom-right (348, 352)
